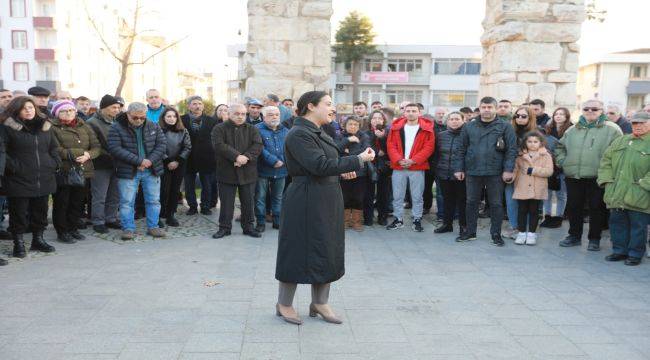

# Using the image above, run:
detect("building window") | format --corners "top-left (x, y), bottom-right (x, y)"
top-left (431, 90), bottom-right (478, 107)
top-left (363, 59), bottom-right (383, 72)
top-left (360, 89), bottom-right (384, 104)
top-left (630, 64), bottom-right (648, 79)
top-left (384, 90), bottom-right (423, 105)
top-left (11, 31), bottom-right (28, 49)
top-left (387, 59), bottom-right (423, 73)
top-left (344, 62), bottom-right (352, 74)
top-left (628, 95), bottom-right (646, 111)
top-left (13, 62), bottom-right (29, 81)
top-left (434, 59), bottom-right (481, 75)
top-left (10, 0), bottom-right (26, 17)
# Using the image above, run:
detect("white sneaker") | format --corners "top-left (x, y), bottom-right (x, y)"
top-left (514, 232), bottom-right (527, 245)
top-left (526, 232), bottom-right (537, 245)
top-left (504, 228), bottom-right (518, 239)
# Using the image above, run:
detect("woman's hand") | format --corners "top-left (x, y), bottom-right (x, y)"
top-left (341, 171), bottom-right (357, 180)
top-left (75, 151), bottom-right (91, 164)
top-left (358, 147), bottom-right (376, 162)
top-left (348, 135), bottom-right (359, 143)
top-left (374, 129), bottom-right (385, 138)
top-left (167, 161), bottom-right (179, 170)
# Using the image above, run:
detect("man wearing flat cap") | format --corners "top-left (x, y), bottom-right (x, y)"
top-left (27, 86), bottom-right (51, 117)
top-left (598, 112), bottom-right (650, 266)
top-left (246, 98), bottom-right (264, 125)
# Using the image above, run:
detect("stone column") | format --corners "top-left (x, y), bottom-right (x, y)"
top-left (480, 0), bottom-right (585, 109)
top-left (245, 0), bottom-right (333, 100)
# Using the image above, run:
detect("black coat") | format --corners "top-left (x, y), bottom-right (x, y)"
top-left (107, 113), bottom-right (167, 179)
top-left (1, 117), bottom-right (61, 197)
top-left (452, 118), bottom-right (517, 176)
top-left (162, 128), bottom-right (192, 164)
top-left (181, 114), bottom-right (219, 173)
top-left (434, 128), bottom-right (463, 180)
top-left (211, 120), bottom-right (263, 185)
top-left (335, 130), bottom-right (370, 177)
top-left (275, 117), bottom-right (362, 284)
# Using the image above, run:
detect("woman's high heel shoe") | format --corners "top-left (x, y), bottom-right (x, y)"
top-left (309, 303), bottom-right (343, 324)
top-left (276, 304), bottom-right (302, 325)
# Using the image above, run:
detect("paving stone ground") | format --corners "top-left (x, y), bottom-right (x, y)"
top-left (0, 206), bottom-right (649, 360)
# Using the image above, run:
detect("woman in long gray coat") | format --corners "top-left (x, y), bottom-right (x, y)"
top-left (275, 91), bottom-right (375, 325)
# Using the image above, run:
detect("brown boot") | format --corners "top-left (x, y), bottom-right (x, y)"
top-left (344, 208), bottom-right (352, 228)
top-left (352, 209), bottom-right (364, 232)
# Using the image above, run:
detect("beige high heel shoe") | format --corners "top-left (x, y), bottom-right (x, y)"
top-left (276, 304), bottom-right (302, 325)
top-left (309, 303), bottom-right (343, 324)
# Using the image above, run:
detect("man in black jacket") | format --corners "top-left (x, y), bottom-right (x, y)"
top-left (181, 96), bottom-right (217, 215)
top-left (108, 102), bottom-right (167, 240)
top-left (452, 96), bottom-right (517, 246)
top-left (211, 103), bottom-right (263, 239)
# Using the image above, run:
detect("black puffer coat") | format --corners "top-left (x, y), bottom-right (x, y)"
top-left (335, 130), bottom-right (370, 177)
top-left (107, 113), bottom-right (166, 179)
top-left (434, 127), bottom-right (463, 180)
top-left (1, 116), bottom-right (61, 197)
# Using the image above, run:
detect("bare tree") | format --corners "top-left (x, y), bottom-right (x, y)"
top-left (84, 0), bottom-right (188, 96)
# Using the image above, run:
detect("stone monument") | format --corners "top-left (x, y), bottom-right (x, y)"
top-left (480, 0), bottom-right (585, 108)
top-left (245, 0), bottom-right (586, 108)
top-left (245, 0), bottom-right (333, 99)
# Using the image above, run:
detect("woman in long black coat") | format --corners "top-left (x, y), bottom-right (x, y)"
top-left (275, 91), bottom-right (375, 325)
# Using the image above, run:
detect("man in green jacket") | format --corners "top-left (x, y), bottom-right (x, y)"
top-left (597, 112), bottom-right (650, 266)
top-left (555, 99), bottom-right (622, 250)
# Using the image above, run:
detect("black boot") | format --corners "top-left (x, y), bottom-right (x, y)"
top-left (57, 232), bottom-right (76, 244)
top-left (434, 224), bottom-right (453, 233)
top-left (12, 234), bottom-right (26, 258)
top-left (377, 214), bottom-right (388, 226)
top-left (548, 216), bottom-right (563, 228)
top-left (30, 231), bottom-right (55, 253)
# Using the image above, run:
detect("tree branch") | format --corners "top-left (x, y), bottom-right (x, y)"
top-left (127, 36), bottom-right (188, 65)
top-left (83, 0), bottom-right (121, 62)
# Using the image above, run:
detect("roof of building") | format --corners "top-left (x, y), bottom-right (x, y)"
top-left (581, 48), bottom-right (650, 67)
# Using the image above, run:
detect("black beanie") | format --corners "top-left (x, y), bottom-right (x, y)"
top-left (99, 94), bottom-right (120, 109)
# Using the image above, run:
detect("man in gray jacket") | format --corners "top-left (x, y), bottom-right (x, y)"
top-left (87, 95), bottom-right (122, 234)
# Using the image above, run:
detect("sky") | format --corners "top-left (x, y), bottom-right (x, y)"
top-left (157, 0), bottom-right (650, 78)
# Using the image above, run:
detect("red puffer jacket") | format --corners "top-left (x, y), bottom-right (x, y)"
top-left (386, 117), bottom-right (435, 171)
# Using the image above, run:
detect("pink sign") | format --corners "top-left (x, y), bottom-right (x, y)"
top-left (360, 72), bottom-right (409, 83)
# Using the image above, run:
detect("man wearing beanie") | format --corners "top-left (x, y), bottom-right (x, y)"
top-left (27, 86), bottom-right (52, 117)
top-left (86, 95), bottom-right (122, 233)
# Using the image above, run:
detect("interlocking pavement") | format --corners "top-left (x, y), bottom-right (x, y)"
top-left (0, 209), bottom-right (648, 360)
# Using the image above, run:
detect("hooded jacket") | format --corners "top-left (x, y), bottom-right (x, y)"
top-left (386, 117), bottom-right (435, 171)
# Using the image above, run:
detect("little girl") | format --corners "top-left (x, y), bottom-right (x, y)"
top-left (512, 132), bottom-right (554, 245)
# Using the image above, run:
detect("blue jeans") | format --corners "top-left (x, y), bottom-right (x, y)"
top-left (118, 170), bottom-right (161, 231)
top-left (505, 183), bottom-right (518, 229)
top-left (544, 173), bottom-right (567, 216)
top-left (184, 171), bottom-right (216, 211)
top-left (255, 177), bottom-right (285, 224)
top-left (610, 209), bottom-right (650, 258)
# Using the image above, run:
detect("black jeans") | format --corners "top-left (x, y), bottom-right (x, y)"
top-left (439, 179), bottom-right (466, 228)
top-left (341, 177), bottom-right (366, 210)
top-left (423, 169), bottom-right (435, 211)
top-left (364, 173), bottom-right (392, 220)
top-left (466, 175), bottom-right (504, 235)
top-left (517, 199), bottom-right (541, 233)
top-left (160, 164), bottom-right (185, 218)
top-left (8, 196), bottom-right (49, 235)
top-left (218, 182), bottom-right (255, 231)
top-left (53, 184), bottom-right (86, 234)
top-left (565, 178), bottom-right (607, 240)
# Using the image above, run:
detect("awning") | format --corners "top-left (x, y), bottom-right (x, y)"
top-left (627, 81), bottom-right (650, 95)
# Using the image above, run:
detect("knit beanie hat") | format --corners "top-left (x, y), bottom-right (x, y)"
top-left (99, 94), bottom-right (119, 109)
top-left (51, 100), bottom-right (76, 118)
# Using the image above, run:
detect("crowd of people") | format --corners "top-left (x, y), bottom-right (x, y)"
top-left (0, 86), bottom-right (648, 267)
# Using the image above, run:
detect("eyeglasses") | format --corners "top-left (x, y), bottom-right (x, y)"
top-left (514, 114), bottom-right (528, 119)
top-left (607, 112), bottom-right (617, 115)
top-left (583, 107), bottom-right (601, 112)
top-left (129, 116), bottom-right (147, 121)
top-left (231, 112), bottom-right (246, 117)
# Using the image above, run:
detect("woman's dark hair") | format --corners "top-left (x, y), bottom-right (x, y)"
top-left (158, 107), bottom-right (185, 132)
top-left (343, 115), bottom-right (363, 132)
top-left (368, 110), bottom-right (387, 130)
top-left (213, 104), bottom-right (228, 120)
top-left (520, 130), bottom-right (547, 152)
top-left (296, 91), bottom-right (328, 117)
top-left (511, 105), bottom-right (537, 133)
top-left (0, 96), bottom-right (45, 123)
top-left (546, 107), bottom-right (572, 138)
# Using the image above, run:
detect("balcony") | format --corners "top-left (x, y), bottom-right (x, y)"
top-left (34, 49), bottom-right (55, 61)
top-left (33, 17), bottom-right (54, 28)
